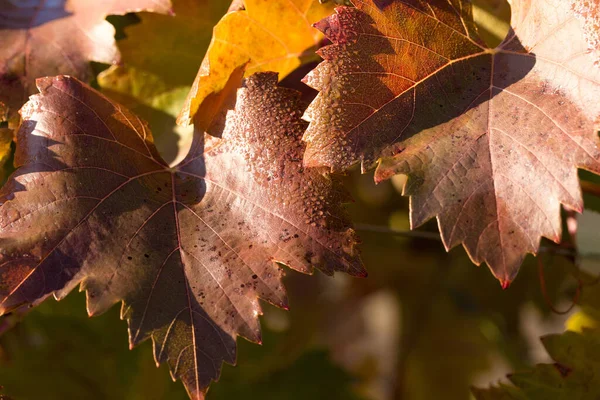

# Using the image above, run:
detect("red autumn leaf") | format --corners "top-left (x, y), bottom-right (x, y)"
top-left (0, 0), bottom-right (172, 127)
top-left (302, 0), bottom-right (600, 285)
top-left (0, 73), bottom-right (364, 399)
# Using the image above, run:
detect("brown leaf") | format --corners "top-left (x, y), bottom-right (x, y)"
top-left (0, 0), bottom-right (172, 128)
top-left (302, 0), bottom-right (600, 285)
top-left (0, 73), bottom-right (364, 399)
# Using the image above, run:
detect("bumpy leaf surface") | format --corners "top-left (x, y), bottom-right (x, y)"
top-left (0, 0), bottom-right (172, 127)
top-left (472, 330), bottom-right (600, 399)
top-left (177, 0), bottom-right (334, 130)
top-left (0, 73), bottom-right (363, 399)
top-left (303, 0), bottom-right (600, 284)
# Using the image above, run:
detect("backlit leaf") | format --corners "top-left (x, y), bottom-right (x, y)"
top-left (98, 0), bottom-right (230, 164)
top-left (104, 0), bottom-right (230, 88)
top-left (98, 65), bottom-right (193, 165)
top-left (177, 0), bottom-right (334, 131)
top-left (0, 73), bottom-right (364, 399)
top-left (0, 0), bottom-right (172, 128)
top-left (303, 0), bottom-right (600, 284)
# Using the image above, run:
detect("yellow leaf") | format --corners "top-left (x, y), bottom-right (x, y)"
top-left (177, 0), bottom-right (334, 130)
top-left (98, 0), bottom-right (229, 164)
top-left (566, 311), bottom-right (600, 333)
top-left (112, 0), bottom-right (230, 87)
top-left (0, 128), bottom-right (13, 182)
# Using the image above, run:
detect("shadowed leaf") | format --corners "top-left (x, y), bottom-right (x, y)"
top-left (0, 73), bottom-right (364, 399)
top-left (302, 0), bottom-right (600, 284)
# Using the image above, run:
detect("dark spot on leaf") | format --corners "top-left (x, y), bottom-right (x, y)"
top-left (553, 363), bottom-right (572, 378)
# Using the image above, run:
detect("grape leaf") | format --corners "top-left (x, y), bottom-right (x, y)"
top-left (0, 72), bottom-right (364, 399)
top-left (302, 0), bottom-right (600, 285)
top-left (472, 330), bottom-right (600, 399)
top-left (98, 65), bottom-right (194, 165)
top-left (177, 0), bottom-right (334, 131)
top-left (471, 0), bottom-right (511, 47)
top-left (0, 0), bottom-right (172, 128)
top-left (103, 0), bottom-right (230, 88)
top-left (98, 0), bottom-right (231, 164)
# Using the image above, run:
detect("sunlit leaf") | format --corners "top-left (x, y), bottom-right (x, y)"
top-left (0, 0), bottom-right (172, 128)
top-left (102, 0), bottom-right (230, 89)
top-left (0, 73), bottom-right (364, 399)
top-left (302, 0), bottom-right (600, 285)
top-left (98, 65), bottom-right (193, 165)
top-left (177, 0), bottom-right (334, 131)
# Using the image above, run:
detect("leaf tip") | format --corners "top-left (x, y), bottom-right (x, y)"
top-left (312, 11), bottom-right (348, 45)
top-left (374, 160), bottom-right (398, 183)
top-left (312, 18), bottom-right (330, 35)
top-left (34, 76), bottom-right (58, 94)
